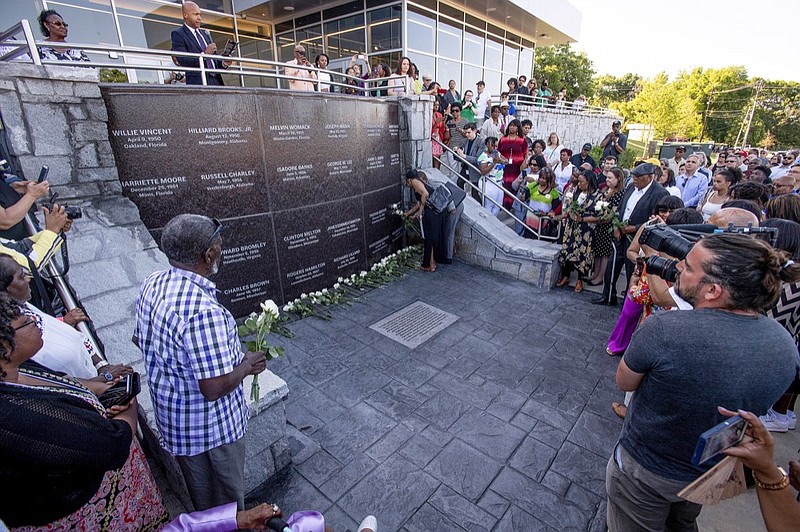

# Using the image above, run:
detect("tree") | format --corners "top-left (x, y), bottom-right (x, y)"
top-left (751, 81), bottom-right (800, 148)
top-left (593, 73), bottom-right (642, 108)
top-left (616, 73), bottom-right (699, 140)
top-left (533, 44), bottom-right (595, 101)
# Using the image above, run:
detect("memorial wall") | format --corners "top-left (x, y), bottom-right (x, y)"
top-left (102, 87), bottom-right (403, 317)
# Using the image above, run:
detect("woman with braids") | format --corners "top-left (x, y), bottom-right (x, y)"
top-left (0, 294), bottom-right (169, 529)
top-left (766, 194), bottom-right (800, 224)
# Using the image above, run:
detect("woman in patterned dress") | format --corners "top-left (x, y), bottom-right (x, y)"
top-left (0, 295), bottom-right (169, 530)
top-left (37, 10), bottom-right (90, 62)
top-left (589, 167), bottom-right (625, 285)
top-left (556, 170), bottom-right (600, 293)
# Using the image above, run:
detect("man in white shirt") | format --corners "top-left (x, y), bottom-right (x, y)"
top-left (475, 80), bottom-right (491, 129)
top-left (666, 146), bottom-right (686, 177)
top-left (770, 152), bottom-right (796, 180)
top-left (285, 44), bottom-right (316, 91)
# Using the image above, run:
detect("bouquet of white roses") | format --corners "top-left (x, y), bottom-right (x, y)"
top-left (238, 299), bottom-right (285, 414)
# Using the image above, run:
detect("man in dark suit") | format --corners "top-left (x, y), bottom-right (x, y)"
top-left (593, 163), bottom-right (668, 305)
top-left (171, 1), bottom-right (229, 86)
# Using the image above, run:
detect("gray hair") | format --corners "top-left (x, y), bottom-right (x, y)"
top-left (161, 214), bottom-right (218, 264)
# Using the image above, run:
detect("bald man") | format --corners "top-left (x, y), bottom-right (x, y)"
top-left (708, 207), bottom-right (760, 228)
top-left (285, 44), bottom-right (316, 91)
top-left (772, 175), bottom-right (795, 196)
top-left (171, 2), bottom-right (229, 85)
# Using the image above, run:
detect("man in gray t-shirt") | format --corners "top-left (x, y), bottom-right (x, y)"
top-left (607, 233), bottom-right (799, 531)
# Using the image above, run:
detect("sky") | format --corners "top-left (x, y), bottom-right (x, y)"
top-left (567, 0), bottom-right (797, 83)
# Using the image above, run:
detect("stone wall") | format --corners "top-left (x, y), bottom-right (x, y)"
top-left (514, 106), bottom-right (621, 150)
top-left (424, 169), bottom-right (561, 288)
top-left (0, 62), bottom-right (289, 510)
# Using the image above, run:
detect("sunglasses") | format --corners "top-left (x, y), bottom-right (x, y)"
top-left (204, 218), bottom-right (223, 250)
top-left (47, 20), bottom-right (68, 27)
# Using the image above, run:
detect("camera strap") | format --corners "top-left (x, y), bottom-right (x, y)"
top-left (27, 255), bottom-right (54, 315)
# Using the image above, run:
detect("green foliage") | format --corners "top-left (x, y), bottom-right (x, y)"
top-left (750, 81), bottom-right (800, 149)
top-left (99, 68), bottom-right (128, 83)
top-left (616, 72), bottom-right (699, 140)
top-left (593, 73), bottom-right (642, 108)
top-left (533, 44), bottom-right (596, 100)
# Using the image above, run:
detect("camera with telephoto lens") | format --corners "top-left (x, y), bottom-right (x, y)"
top-left (639, 225), bottom-right (695, 283)
top-left (46, 192), bottom-right (83, 220)
top-left (639, 223), bottom-right (779, 283)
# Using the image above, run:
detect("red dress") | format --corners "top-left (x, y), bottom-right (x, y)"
top-left (498, 135), bottom-right (528, 209)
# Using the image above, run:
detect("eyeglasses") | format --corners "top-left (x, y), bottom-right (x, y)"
top-left (657, 208), bottom-right (675, 213)
top-left (13, 319), bottom-right (36, 331)
top-left (204, 218), bottom-right (223, 250)
top-left (530, 164), bottom-right (540, 168)
top-left (726, 159), bottom-right (738, 163)
top-left (47, 20), bottom-right (68, 27)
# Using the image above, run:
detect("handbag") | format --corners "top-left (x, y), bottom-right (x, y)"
top-left (426, 184), bottom-right (452, 215)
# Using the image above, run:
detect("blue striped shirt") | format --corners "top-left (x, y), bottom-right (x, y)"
top-left (135, 267), bottom-right (247, 456)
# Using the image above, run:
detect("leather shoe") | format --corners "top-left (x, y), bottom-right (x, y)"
top-left (591, 296), bottom-right (609, 305)
top-left (612, 402), bottom-right (627, 419)
top-left (574, 280), bottom-right (583, 293)
top-left (556, 276), bottom-right (570, 287)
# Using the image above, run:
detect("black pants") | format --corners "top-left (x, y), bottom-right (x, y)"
top-left (600, 237), bottom-right (627, 302)
top-left (422, 210), bottom-right (447, 267)
top-left (459, 167), bottom-right (482, 203)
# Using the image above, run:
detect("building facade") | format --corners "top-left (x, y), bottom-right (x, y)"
top-left (5, 0), bottom-right (579, 93)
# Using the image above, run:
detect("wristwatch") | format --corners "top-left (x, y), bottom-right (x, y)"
top-left (94, 360), bottom-right (109, 370)
top-left (753, 467), bottom-right (790, 491)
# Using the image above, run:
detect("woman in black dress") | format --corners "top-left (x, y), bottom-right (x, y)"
top-left (589, 167), bottom-right (625, 285)
top-left (404, 169), bottom-right (448, 272)
top-left (556, 170), bottom-right (599, 292)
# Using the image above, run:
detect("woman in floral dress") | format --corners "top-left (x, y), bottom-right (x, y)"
top-left (556, 170), bottom-right (599, 293)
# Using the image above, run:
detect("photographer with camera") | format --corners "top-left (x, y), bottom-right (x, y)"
top-left (600, 120), bottom-right (627, 161)
top-left (606, 231), bottom-right (800, 531)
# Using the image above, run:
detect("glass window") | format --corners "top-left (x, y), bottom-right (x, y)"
top-left (464, 14), bottom-right (484, 31)
top-left (483, 35), bottom-right (502, 68)
top-left (6, 0), bottom-right (45, 39)
top-left (296, 24), bottom-right (323, 60)
top-left (503, 43), bottom-right (519, 76)
top-left (191, 0), bottom-right (230, 15)
top-left (412, 53), bottom-right (434, 83)
top-left (323, 1), bottom-right (363, 20)
top-left (436, 58), bottom-right (460, 91)
top-left (437, 19), bottom-right (461, 60)
top-left (438, 4), bottom-right (462, 22)
top-left (238, 36), bottom-right (277, 88)
top-left (462, 64), bottom-right (482, 89)
top-left (519, 47), bottom-right (533, 79)
top-left (369, 51), bottom-right (400, 74)
top-left (324, 13), bottom-right (365, 60)
top-left (406, 8), bottom-right (434, 53)
top-left (367, 6), bottom-right (400, 52)
top-left (276, 32), bottom-right (295, 62)
top-left (115, 0), bottom-right (183, 50)
top-left (44, 1), bottom-right (120, 48)
top-left (484, 69), bottom-right (502, 95)
top-left (463, 27), bottom-right (483, 65)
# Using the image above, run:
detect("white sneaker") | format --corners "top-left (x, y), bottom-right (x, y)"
top-left (788, 409), bottom-right (797, 430)
top-left (357, 515), bottom-right (377, 532)
top-left (760, 408), bottom-right (791, 433)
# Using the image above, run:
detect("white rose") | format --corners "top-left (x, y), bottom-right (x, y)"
top-left (301, 293), bottom-right (308, 299)
top-left (322, 288), bottom-right (328, 294)
top-left (334, 283), bottom-right (341, 289)
top-left (260, 299), bottom-right (280, 316)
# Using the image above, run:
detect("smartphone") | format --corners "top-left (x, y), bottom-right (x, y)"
top-left (37, 166), bottom-right (49, 183)
top-left (691, 415), bottom-right (748, 466)
top-left (98, 372), bottom-right (141, 409)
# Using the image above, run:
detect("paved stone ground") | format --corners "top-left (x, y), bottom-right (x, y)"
top-left (246, 260), bottom-right (625, 531)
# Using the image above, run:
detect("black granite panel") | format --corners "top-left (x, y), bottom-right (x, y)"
top-left (107, 90), bottom-right (265, 229)
top-left (272, 196), bottom-right (366, 300)
top-left (362, 184), bottom-right (403, 266)
top-left (361, 101), bottom-right (402, 191)
top-left (214, 215), bottom-right (282, 316)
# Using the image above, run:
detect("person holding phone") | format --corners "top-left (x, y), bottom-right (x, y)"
top-left (285, 44), bottom-right (316, 91)
top-left (606, 233), bottom-right (800, 531)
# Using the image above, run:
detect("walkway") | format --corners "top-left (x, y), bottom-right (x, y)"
top-left (248, 260), bottom-right (624, 530)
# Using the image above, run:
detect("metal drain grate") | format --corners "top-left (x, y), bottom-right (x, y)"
top-left (369, 301), bottom-right (459, 348)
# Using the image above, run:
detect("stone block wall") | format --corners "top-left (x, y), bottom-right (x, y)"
top-left (424, 169), bottom-right (561, 288)
top-left (0, 63), bottom-right (120, 199)
top-left (514, 106), bottom-right (621, 152)
top-left (0, 62), bottom-right (290, 510)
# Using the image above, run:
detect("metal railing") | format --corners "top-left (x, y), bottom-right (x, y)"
top-left (1, 20), bottom-right (390, 94)
top-left (432, 137), bottom-right (562, 242)
top-left (508, 93), bottom-right (616, 117)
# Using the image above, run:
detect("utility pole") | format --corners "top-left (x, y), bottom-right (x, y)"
top-left (699, 97), bottom-right (711, 142)
top-left (741, 80), bottom-right (763, 148)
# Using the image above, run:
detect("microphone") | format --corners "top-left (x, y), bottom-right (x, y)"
top-left (266, 517), bottom-right (292, 532)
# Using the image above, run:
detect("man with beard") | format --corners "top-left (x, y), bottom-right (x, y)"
top-left (607, 232), bottom-right (798, 531)
top-left (134, 214), bottom-right (267, 511)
